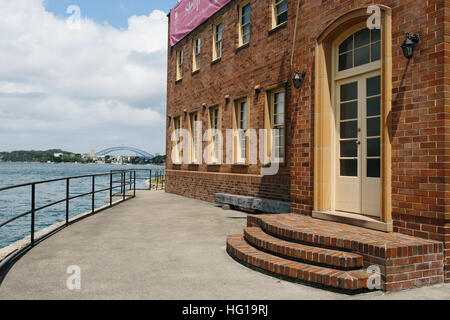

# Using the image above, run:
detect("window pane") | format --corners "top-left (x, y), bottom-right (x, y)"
top-left (339, 35), bottom-right (353, 53)
top-left (240, 102), bottom-right (247, 129)
top-left (371, 28), bottom-right (381, 42)
top-left (243, 3), bottom-right (250, 15)
top-left (242, 24), bottom-right (250, 43)
top-left (277, 11), bottom-right (288, 25)
top-left (340, 82), bottom-right (357, 101)
top-left (354, 46), bottom-right (370, 67)
top-left (216, 42), bottom-right (222, 57)
top-left (354, 28), bottom-right (370, 48)
top-left (339, 52), bottom-right (353, 71)
top-left (217, 23), bottom-right (222, 39)
top-left (242, 4), bottom-right (250, 23)
top-left (340, 140), bottom-right (357, 157)
top-left (277, 1), bottom-right (288, 13)
top-left (367, 97), bottom-right (380, 117)
top-left (367, 76), bottom-right (381, 96)
top-left (340, 121), bottom-right (358, 139)
top-left (341, 159), bottom-right (357, 177)
top-left (371, 42), bottom-right (380, 62)
top-left (275, 91), bottom-right (285, 103)
top-left (341, 101), bottom-right (358, 120)
top-left (274, 115), bottom-right (284, 125)
top-left (367, 117), bottom-right (380, 137)
top-left (367, 159), bottom-right (380, 178)
top-left (367, 138), bottom-right (380, 157)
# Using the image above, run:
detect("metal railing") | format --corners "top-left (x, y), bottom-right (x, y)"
top-left (111, 169), bottom-right (165, 191)
top-left (0, 170), bottom-right (136, 249)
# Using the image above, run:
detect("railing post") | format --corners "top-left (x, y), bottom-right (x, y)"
top-left (129, 171), bottom-right (132, 191)
top-left (66, 178), bottom-right (70, 225)
top-left (92, 175), bottom-right (95, 214)
top-left (120, 171), bottom-right (123, 195)
top-left (31, 183), bottom-right (35, 246)
top-left (109, 172), bottom-right (113, 207)
top-left (122, 171), bottom-right (125, 201)
top-left (149, 169), bottom-right (152, 190)
top-left (133, 171), bottom-right (136, 197)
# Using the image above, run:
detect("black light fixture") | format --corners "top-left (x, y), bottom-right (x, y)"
top-left (292, 70), bottom-right (306, 89)
top-left (401, 33), bottom-right (420, 59)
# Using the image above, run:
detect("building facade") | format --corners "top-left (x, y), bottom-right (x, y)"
top-left (166, 0), bottom-right (449, 285)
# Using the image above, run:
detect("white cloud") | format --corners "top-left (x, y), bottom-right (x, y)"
top-left (0, 0), bottom-right (168, 154)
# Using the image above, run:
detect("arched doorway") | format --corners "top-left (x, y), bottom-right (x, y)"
top-left (313, 7), bottom-right (392, 226)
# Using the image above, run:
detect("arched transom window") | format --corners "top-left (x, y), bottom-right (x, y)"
top-left (338, 28), bottom-right (381, 71)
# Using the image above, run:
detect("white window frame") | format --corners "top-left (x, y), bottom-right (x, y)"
top-left (238, 1), bottom-right (251, 47)
top-left (189, 111), bottom-right (200, 164)
top-left (192, 37), bottom-right (201, 72)
top-left (269, 87), bottom-right (286, 163)
top-left (176, 49), bottom-right (184, 80)
top-left (209, 106), bottom-right (221, 163)
top-left (272, 0), bottom-right (288, 29)
top-left (172, 116), bottom-right (182, 164)
top-left (234, 98), bottom-right (249, 164)
top-left (212, 20), bottom-right (223, 61)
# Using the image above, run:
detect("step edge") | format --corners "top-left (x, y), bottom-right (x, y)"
top-left (226, 235), bottom-right (371, 292)
top-left (244, 227), bottom-right (364, 270)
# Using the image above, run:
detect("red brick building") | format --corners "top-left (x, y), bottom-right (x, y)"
top-left (166, 0), bottom-right (449, 290)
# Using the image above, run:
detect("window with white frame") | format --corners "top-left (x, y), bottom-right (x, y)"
top-left (189, 112), bottom-right (199, 163)
top-left (239, 2), bottom-right (250, 46)
top-left (193, 37), bottom-right (201, 71)
top-left (172, 116), bottom-right (182, 163)
top-left (272, 0), bottom-right (288, 28)
top-left (209, 106), bottom-right (221, 162)
top-left (269, 88), bottom-right (285, 162)
top-left (213, 21), bottom-right (223, 60)
top-left (176, 49), bottom-right (183, 80)
top-left (235, 98), bottom-right (248, 163)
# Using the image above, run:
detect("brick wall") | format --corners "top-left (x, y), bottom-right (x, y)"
top-left (166, 170), bottom-right (290, 202)
top-left (166, 0), bottom-right (449, 281)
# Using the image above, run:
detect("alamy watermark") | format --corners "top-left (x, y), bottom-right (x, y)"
top-left (171, 124), bottom-right (282, 176)
top-left (66, 5), bottom-right (81, 30)
top-left (367, 265), bottom-right (382, 290)
top-left (66, 265), bottom-right (81, 290)
top-left (367, 5), bottom-right (381, 30)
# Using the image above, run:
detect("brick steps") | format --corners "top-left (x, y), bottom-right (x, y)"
top-left (244, 227), bottom-right (363, 270)
top-left (249, 214), bottom-right (442, 256)
top-left (227, 234), bottom-right (371, 291)
top-left (242, 214), bottom-right (444, 291)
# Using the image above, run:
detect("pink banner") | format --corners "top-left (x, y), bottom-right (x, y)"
top-left (170, 0), bottom-right (232, 47)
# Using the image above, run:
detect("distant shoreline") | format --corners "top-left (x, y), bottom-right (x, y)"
top-left (0, 161), bottom-right (165, 166)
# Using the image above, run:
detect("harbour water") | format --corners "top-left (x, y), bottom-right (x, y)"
top-left (0, 162), bottom-right (164, 248)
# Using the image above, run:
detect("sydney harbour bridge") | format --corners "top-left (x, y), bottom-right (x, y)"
top-left (95, 146), bottom-right (155, 159)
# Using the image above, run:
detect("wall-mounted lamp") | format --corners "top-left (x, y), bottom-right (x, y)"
top-left (401, 33), bottom-right (420, 59)
top-left (292, 70), bottom-right (306, 89)
top-left (224, 95), bottom-right (230, 101)
top-left (254, 85), bottom-right (261, 94)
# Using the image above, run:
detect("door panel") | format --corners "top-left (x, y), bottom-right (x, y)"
top-left (336, 80), bottom-right (361, 213)
top-left (361, 75), bottom-right (381, 216)
top-left (335, 73), bottom-right (381, 217)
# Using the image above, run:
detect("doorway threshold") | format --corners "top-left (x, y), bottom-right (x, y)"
top-left (312, 210), bottom-right (393, 233)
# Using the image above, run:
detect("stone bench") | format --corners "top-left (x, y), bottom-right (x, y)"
top-left (214, 193), bottom-right (290, 214)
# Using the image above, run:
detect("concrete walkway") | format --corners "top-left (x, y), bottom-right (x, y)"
top-left (0, 191), bottom-right (449, 300)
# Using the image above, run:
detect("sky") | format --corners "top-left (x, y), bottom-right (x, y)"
top-left (0, 0), bottom-right (179, 155)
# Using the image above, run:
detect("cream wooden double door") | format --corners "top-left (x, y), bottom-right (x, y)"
top-left (335, 71), bottom-right (381, 217)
